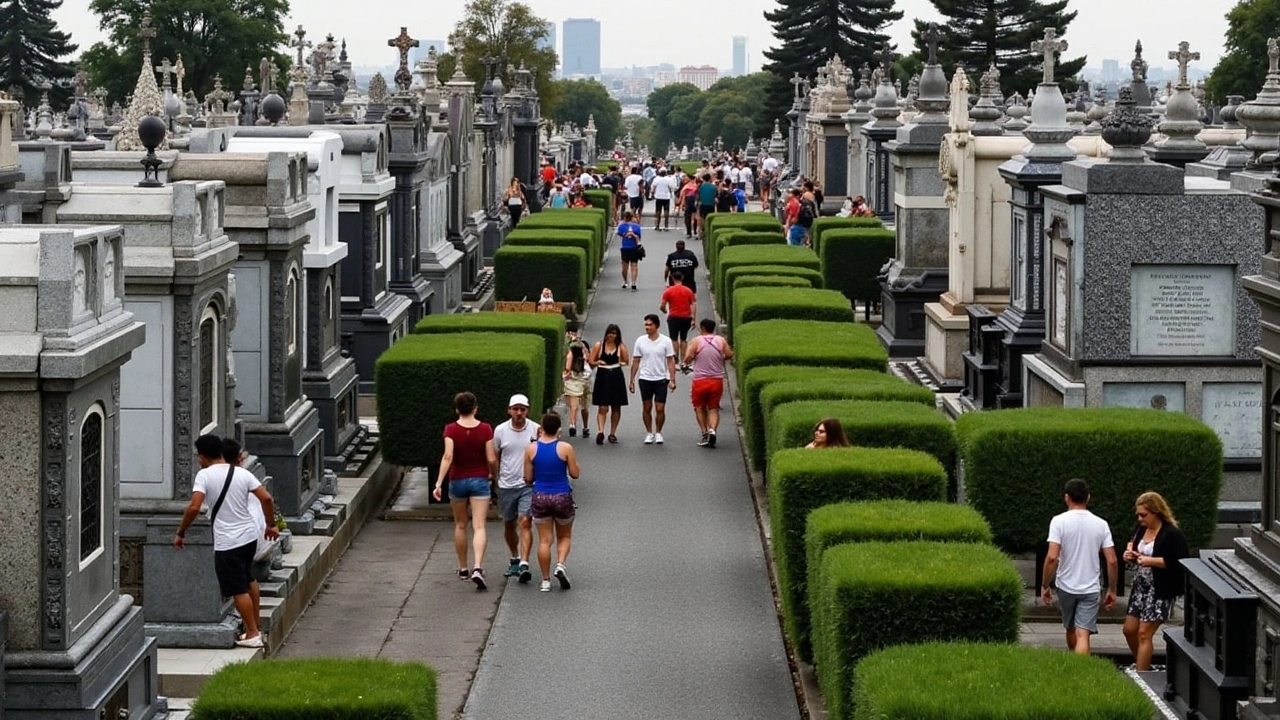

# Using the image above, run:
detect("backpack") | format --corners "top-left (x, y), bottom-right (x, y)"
top-left (798, 198), bottom-right (817, 227)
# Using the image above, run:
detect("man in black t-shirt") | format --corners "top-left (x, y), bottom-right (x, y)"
top-left (664, 240), bottom-right (700, 293)
top-left (600, 166), bottom-right (623, 224)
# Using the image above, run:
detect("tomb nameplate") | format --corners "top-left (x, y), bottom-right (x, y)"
top-left (1201, 381), bottom-right (1263, 459)
top-left (1102, 382), bottom-right (1186, 412)
top-left (1130, 264), bottom-right (1234, 356)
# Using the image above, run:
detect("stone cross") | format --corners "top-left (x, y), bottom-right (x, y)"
top-left (922, 24), bottom-right (943, 65)
top-left (155, 57), bottom-right (174, 91)
top-left (790, 72), bottom-right (805, 99)
top-left (388, 27), bottom-right (419, 73)
top-left (1030, 28), bottom-right (1068, 85)
top-left (878, 43), bottom-right (896, 79)
top-left (1169, 41), bottom-right (1199, 88)
top-left (137, 9), bottom-right (157, 60)
top-left (174, 54), bottom-right (185, 96)
top-left (290, 25), bottom-right (312, 68)
top-left (1270, 37), bottom-right (1280, 75)
top-left (205, 74), bottom-right (231, 114)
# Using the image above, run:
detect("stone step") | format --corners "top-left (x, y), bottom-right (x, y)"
top-left (158, 647), bottom-right (261, 699)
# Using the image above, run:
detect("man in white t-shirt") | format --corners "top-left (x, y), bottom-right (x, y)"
top-left (650, 168), bottom-right (676, 232)
top-left (739, 163), bottom-right (755, 198)
top-left (629, 313), bottom-right (678, 445)
top-left (1041, 478), bottom-right (1118, 656)
top-left (175, 434), bottom-right (279, 648)
top-left (493, 393), bottom-right (540, 583)
top-left (762, 156), bottom-right (779, 174)
top-left (624, 167), bottom-right (646, 223)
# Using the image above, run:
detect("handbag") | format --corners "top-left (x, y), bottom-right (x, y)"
top-left (636, 244), bottom-right (646, 261)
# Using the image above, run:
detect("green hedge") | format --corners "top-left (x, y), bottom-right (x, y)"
top-left (191, 657), bottom-right (436, 720)
top-left (414, 311), bottom-right (565, 403)
top-left (583, 188), bottom-right (613, 214)
top-left (750, 377), bottom-right (934, 470)
top-left (376, 332), bottom-right (545, 468)
top-left (820, 227), bottom-right (895, 308)
top-left (852, 643), bottom-right (1153, 720)
top-left (723, 265), bottom-right (825, 319)
top-left (956, 407), bottom-right (1223, 553)
top-left (734, 320), bottom-right (886, 386)
top-left (708, 228), bottom-right (784, 271)
top-left (494, 245), bottom-right (588, 312)
top-left (506, 227), bottom-right (600, 274)
top-left (810, 216), bottom-right (884, 255)
top-left (731, 287), bottom-right (853, 343)
top-left (519, 208), bottom-right (606, 247)
top-left (766, 400), bottom-right (956, 490)
top-left (814, 543), bottom-right (1022, 720)
top-left (703, 211), bottom-right (781, 243)
top-left (768, 447), bottom-right (947, 663)
top-left (715, 244), bottom-right (820, 301)
top-left (732, 275), bottom-right (811, 293)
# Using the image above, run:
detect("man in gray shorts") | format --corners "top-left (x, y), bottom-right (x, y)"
top-left (492, 394), bottom-right (539, 583)
top-left (1041, 478), bottom-right (1118, 656)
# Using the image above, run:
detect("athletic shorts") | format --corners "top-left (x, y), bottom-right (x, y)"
top-left (638, 377), bottom-right (669, 403)
top-left (448, 476), bottom-right (491, 500)
top-left (620, 247), bottom-right (642, 263)
top-left (655, 199), bottom-right (671, 213)
top-left (213, 541), bottom-right (257, 597)
top-left (531, 491), bottom-right (576, 524)
top-left (788, 225), bottom-right (808, 245)
top-left (497, 484), bottom-right (534, 522)
top-left (629, 196), bottom-right (644, 210)
top-left (1058, 590), bottom-right (1101, 633)
top-left (667, 316), bottom-right (693, 342)
top-left (691, 377), bottom-right (724, 409)
top-left (698, 204), bottom-right (714, 218)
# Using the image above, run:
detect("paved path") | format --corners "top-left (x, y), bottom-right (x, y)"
top-left (463, 223), bottom-right (800, 719)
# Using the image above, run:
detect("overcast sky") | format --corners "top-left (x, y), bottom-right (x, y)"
top-left (54, 0), bottom-right (1234, 74)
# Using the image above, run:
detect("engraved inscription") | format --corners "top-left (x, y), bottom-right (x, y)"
top-left (1202, 382), bottom-right (1263, 459)
top-left (1131, 265), bottom-right (1235, 356)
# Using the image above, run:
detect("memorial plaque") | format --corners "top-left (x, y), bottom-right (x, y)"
top-left (1202, 382), bottom-right (1263, 459)
top-left (1131, 264), bottom-right (1235, 356)
top-left (1051, 258), bottom-right (1069, 350)
top-left (1102, 382), bottom-right (1186, 412)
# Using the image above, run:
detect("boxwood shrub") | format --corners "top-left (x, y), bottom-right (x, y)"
top-left (506, 227), bottom-right (600, 273)
top-left (956, 406), bottom-right (1223, 553)
top-left (767, 447), bottom-right (947, 663)
top-left (813, 542), bottom-right (1022, 720)
top-left (734, 320), bottom-right (886, 386)
top-left (703, 211), bottom-right (781, 243)
top-left (820, 227), bottom-right (895, 310)
top-left (733, 275), bottom-right (811, 291)
top-left (414, 311), bottom-right (565, 403)
top-left (715, 244), bottom-right (820, 300)
top-left (494, 245), bottom-right (588, 312)
top-left (810, 216), bottom-right (884, 255)
top-left (191, 657), bottom-right (436, 720)
top-left (804, 501), bottom-right (992, 668)
top-left (731, 287), bottom-right (853, 343)
top-left (376, 332), bottom-right (545, 469)
top-left (766, 400), bottom-right (957, 491)
top-left (583, 188), bottom-right (613, 214)
top-left (852, 643), bottom-right (1153, 720)
top-left (750, 377), bottom-right (934, 470)
top-left (723, 265), bottom-right (824, 317)
top-left (518, 208), bottom-right (606, 246)
top-left (708, 228), bottom-right (784, 271)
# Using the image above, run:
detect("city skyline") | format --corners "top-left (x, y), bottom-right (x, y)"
top-left (562, 18), bottom-right (601, 77)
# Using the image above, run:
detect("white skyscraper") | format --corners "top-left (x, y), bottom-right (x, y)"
top-left (732, 36), bottom-right (748, 77)
top-left (539, 22), bottom-right (558, 77)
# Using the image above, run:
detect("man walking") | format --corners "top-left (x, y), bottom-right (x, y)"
top-left (1041, 478), bottom-right (1118, 657)
top-left (651, 168), bottom-right (675, 231)
top-left (493, 394), bottom-right (540, 584)
top-left (684, 319), bottom-right (733, 447)
top-left (624, 165), bottom-right (646, 224)
top-left (660, 272), bottom-right (696, 371)
top-left (664, 239), bottom-right (699, 294)
top-left (629, 313), bottom-right (678, 445)
top-left (175, 434), bottom-right (279, 648)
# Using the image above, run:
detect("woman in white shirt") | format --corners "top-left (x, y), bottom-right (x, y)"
top-left (503, 177), bottom-right (526, 227)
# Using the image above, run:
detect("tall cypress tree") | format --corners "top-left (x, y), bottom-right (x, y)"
top-left (909, 0), bottom-right (1084, 97)
top-left (0, 0), bottom-right (77, 105)
top-left (761, 0), bottom-right (902, 137)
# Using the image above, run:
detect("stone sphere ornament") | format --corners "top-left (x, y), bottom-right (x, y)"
top-left (261, 93), bottom-right (286, 125)
top-left (137, 114), bottom-right (167, 187)
top-left (1100, 86), bottom-right (1154, 162)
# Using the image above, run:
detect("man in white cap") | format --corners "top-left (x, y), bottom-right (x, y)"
top-left (492, 393), bottom-right (540, 582)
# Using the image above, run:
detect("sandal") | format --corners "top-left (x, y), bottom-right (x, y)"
top-left (608, 434), bottom-right (618, 444)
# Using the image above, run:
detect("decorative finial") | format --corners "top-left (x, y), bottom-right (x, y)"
top-left (290, 25), bottom-right (312, 69)
top-left (1131, 39), bottom-right (1148, 82)
top-left (137, 9), bottom-right (157, 60)
top-left (388, 26), bottom-right (419, 93)
top-left (1169, 41), bottom-right (1199, 89)
top-left (1100, 85), bottom-right (1154, 161)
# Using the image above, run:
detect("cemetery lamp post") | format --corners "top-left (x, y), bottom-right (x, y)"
top-left (137, 114), bottom-right (167, 188)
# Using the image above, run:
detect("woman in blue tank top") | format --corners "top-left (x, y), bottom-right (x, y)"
top-left (523, 413), bottom-right (581, 592)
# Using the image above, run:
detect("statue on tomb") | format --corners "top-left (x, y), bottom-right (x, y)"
top-left (1131, 40), bottom-right (1148, 82)
top-left (174, 54), bottom-right (186, 97)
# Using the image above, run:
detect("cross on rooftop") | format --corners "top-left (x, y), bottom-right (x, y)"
top-left (1168, 41), bottom-right (1199, 88)
top-left (137, 9), bottom-right (157, 60)
top-left (155, 57), bottom-right (174, 90)
top-left (922, 24), bottom-right (942, 65)
top-left (790, 72), bottom-right (804, 99)
top-left (388, 27), bottom-right (419, 71)
top-left (291, 25), bottom-right (312, 67)
top-left (1270, 37), bottom-right (1280, 75)
top-left (878, 43), bottom-right (896, 78)
top-left (1031, 28), bottom-right (1069, 85)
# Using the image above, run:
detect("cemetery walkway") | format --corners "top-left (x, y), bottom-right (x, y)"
top-left (461, 228), bottom-right (800, 719)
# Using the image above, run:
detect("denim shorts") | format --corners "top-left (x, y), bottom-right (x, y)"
top-left (788, 224), bottom-right (808, 245)
top-left (497, 484), bottom-right (534, 521)
top-left (1058, 590), bottom-right (1101, 633)
top-left (448, 476), bottom-right (491, 500)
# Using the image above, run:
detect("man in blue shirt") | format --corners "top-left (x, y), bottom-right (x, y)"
top-left (617, 211), bottom-right (643, 291)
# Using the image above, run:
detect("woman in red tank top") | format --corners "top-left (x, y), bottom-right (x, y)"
top-left (433, 391), bottom-right (497, 590)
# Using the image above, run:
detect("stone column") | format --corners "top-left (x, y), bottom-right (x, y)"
top-left (844, 64), bottom-right (874, 204)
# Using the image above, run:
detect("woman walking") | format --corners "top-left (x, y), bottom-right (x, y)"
top-left (563, 326), bottom-right (592, 438)
top-left (503, 178), bottom-right (526, 227)
top-left (589, 323), bottom-right (630, 444)
top-left (805, 418), bottom-right (850, 449)
top-left (433, 391), bottom-right (498, 590)
top-left (1122, 491), bottom-right (1189, 670)
top-left (523, 413), bottom-right (581, 592)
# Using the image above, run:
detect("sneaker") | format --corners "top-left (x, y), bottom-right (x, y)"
top-left (623, 282), bottom-right (629, 288)
top-left (540, 580), bottom-right (552, 592)
top-left (630, 284), bottom-right (638, 291)
top-left (519, 562), bottom-right (532, 584)
top-left (235, 633), bottom-right (264, 649)
top-left (471, 568), bottom-right (487, 591)
top-left (707, 431), bottom-right (717, 448)
top-left (554, 563), bottom-right (571, 590)
top-left (644, 432), bottom-right (656, 444)
top-left (569, 425), bottom-right (577, 437)
top-left (504, 558), bottom-right (521, 577)
top-left (698, 433), bottom-right (710, 447)
top-left (583, 428), bottom-right (591, 439)
top-left (458, 568), bottom-right (469, 581)
top-left (654, 432), bottom-right (664, 444)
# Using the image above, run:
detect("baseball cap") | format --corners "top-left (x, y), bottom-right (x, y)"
top-left (508, 394), bottom-right (530, 408)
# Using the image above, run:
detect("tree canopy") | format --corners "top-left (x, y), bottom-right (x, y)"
top-left (1205, 0), bottom-right (1280, 104)
top-left (436, 0), bottom-right (560, 117)
top-left (645, 73), bottom-right (774, 152)
top-left (80, 0), bottom-right (290, 105)
top-left (550, 78), bottom-right (620, 150)
top-left (0, 0), bottom-right (77, 105)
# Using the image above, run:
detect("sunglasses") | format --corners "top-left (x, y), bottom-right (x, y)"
top-left (1136, 511), bottom-right (1150, 518)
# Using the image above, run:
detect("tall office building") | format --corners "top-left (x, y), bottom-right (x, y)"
top-left (539, 21), bottom-right (557, 77)
top-left (1101, 58), bottom-right (1121, 83)
top-left (562, 18), bottom-right (602, 77)
top-left (732, 36), bottom-right (748, 77)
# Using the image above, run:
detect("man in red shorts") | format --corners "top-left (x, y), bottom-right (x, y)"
top-left (659, 272), bottom-right (696, 370)
top-left (684, 318), bottom-right (733, 447)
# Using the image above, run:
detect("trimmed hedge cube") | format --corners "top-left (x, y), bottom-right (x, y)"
top-left (191, 657), bottom-right (437, 720)
top-left (494, 245), bottom-right (588, 311)
top-left (820, 227), bottom-right (895, 308)
top-left (810, 216), bottom-right (883, 254)
top-left (813, 543), bottom-right (1023, 720)
top-left (733, 275), bottom-right (811, 291)
top-left (376, 332), bottom-right (545, 469)
top-left (715, 244), bottom-right (820, 300)
top-left (766, 400), bottom-right (957, 488)
top-left (750, 377), bottom-right (934, 470)
top-left (703, 211), bottom-right (781, 242)
top-left (734, 320), bottom-right (886, 386)
top-left (731, 287), bottom-right (853, 343)
top-left (956, 406), bottom-right (1223, 553)
top-left (505, 227), bottom-right (600, 274)
top-left (709, 228), bottom-right (784, 271)
top-left (518, 208), bottom-right (605, 246)
top-left (724, 265), bottom-right (824, 317)
top-left (414, 311), bottom-right (565, 403)
top-left (852, 643), bottom-right (1154, 720)
top-left (583, 188), bottom-right (613, 214)
top-left (768, 447), bottom-right (947, 663)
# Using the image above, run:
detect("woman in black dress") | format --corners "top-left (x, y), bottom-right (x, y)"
top-left (1122, 491), bottom-right (1189, 670)
top-left (589, 323), bottom-right (630, 444)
